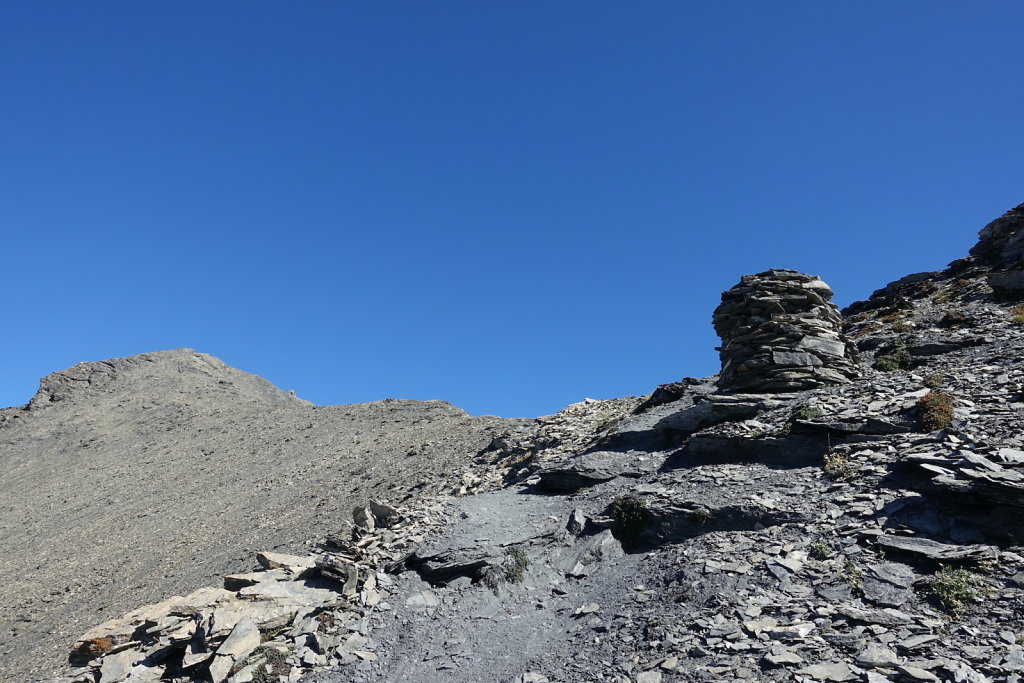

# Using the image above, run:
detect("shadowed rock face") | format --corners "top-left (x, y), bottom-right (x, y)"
top-left (713, 269), bottom-right (860, 392)
top-left (970, 202), bottom-right (1024, 267)
top-left (971, 202), bottom-right (1024, 298)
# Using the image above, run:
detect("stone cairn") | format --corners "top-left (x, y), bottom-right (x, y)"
top-left (713, 269), bottom-right (860, 392)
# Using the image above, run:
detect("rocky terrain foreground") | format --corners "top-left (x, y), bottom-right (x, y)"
top-left (0, 351), bottom-right (528, 681)
top-left (4, 203), bottom-right (1024, 683)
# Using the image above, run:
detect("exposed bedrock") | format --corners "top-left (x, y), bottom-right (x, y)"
top-left (713, 269), bottom-right (861, 393)
top-left (970, 202), bottom-right (1024, 298)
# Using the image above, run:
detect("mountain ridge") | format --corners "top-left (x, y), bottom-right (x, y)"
top-left (0, 351), bottom-right (526, 681)
top-left (4, 202), bottom-right (1024, 683)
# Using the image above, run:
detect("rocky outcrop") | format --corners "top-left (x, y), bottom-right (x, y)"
top-left (971, 202), bottom-right (1024, 298)
top-left (56, 500), bottom-right (444, 683)
top-left (713, 269), bottom-right (860, 392)
top-left (843, 202), bottom-right (1024, 323)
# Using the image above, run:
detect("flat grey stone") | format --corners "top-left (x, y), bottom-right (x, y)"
top-left (217, 615), bottom-right (261, 660)
top-left (405, 591), bottom-right (440, 609)
top-left (870, 562), bottom-right (917, 588)
top-left (896, 665), bottom-right (940, 681)
top-left (796, 661), bottom-right (856, 681)
top-left (855, 643), bottom-right (900, 668)
top-left (98, 650), bottom-right (138, 683)
top-left (875, 535), bottom-right (999, 562)
top-left (861, 576), bottom-right (912, 607)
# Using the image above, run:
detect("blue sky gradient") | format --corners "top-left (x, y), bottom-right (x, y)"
top-left (3, 2), bottom-right (1022, 417)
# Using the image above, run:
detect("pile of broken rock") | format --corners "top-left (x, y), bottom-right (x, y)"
top-left (56, 500), bottom-right (446, 683)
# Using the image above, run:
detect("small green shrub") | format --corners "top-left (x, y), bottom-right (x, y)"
top-left (929, 565), bottom-right (988, 617)
top-left (823, 451), bottom-right (856, 480)
top-left (250, 645), bottom-right (291, 683)
top-left (642, 618), bottom-right (664, 641)
top-left (1012, 305), bottom-right (1024, 325)
top-left (873, 336), bottom-right (913, 372)
top-left (918, 392), bottom-right (955, 431)
top-left (689, 507), bottom-right (711, 525)
top-left (938, 310), bottom-right (968, 328)
top-left (891, 321), bottom-right (914, 333)
top-left (873, 355), bottom-right (901, 372)
top-left (923, 372), bottom-right (945, 389)
top-left (852, 321), bottom-right (882, 338)
top-left (793, 405), bottom-right (824, 421)
top-left (610, 494), bottom-right (646, 540)
top-left (843, 561), bottom-right (864, 590)
top-left (877, 311), bottom-right (905, 324)
top-left (504, 545), bottom-right (529, 583)
top-left (809, 540), bottom-right (832, 560)
top-left (976, 558), bottom-right (996, 574)
top-left (258, 624), bottom-right (288, 643)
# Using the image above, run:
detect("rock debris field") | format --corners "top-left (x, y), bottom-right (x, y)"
top-left (3, 202), bottom-right (1024, 683)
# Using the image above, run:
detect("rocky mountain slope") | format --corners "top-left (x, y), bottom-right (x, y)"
top-left (0, 350), bottom-right (528, 681)
top-left (6, 203), bottom-right (1024, 683)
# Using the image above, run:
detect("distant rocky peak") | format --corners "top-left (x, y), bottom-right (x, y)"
top-left (713, 269), bottom-right (860, 393)
top-left (971, 202), bottom-right (1024, 298)
top-left (24, 348), bottom-right (307, 411)
top-left (843, 202), bottom-right (1024, 324)
top-left (970, 201), bottom-right (1024, 267)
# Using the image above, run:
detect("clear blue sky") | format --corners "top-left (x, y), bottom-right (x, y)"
top-left (2, 2), bottom-right (1022, 418)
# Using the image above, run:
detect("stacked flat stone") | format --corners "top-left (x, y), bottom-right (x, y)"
top-left (713, 269), bottom-right (860, 392)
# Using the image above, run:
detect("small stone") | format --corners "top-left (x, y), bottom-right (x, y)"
top-left (228, 664), bottom-right (255, 683)
top-left (763, 645), bottom-right (803, 666)
top-left (255, 552), bottom-right (315, 573)
top-left (871, 562), bottom-right (917, 588)
top-left (567, 509), bottom-right (586, 535)
top-left (519, 674), bottom-right (549, 683)
top-left (98, 649), bottom-right (138, 683)
top-left (369, 499), bottom-right (402, 527)
top-left (217, 616), bottom-right (261, 660)
top-left (855, 643), bottom-right (900, 668)
top-left (836, 605), bottom-right (912, 627)
top-left (405, 591), bottom-right (439, 609)
top-left (568, 562), bottom-right (591, 578)
top-left (1004, 649), bottom-right (1024, 672)
top-left (898, 634), bottom-right (938, 652)
top-left (768, 622), bottom-right (816, 639)
top-left (209, 616), bottom-right (261, 683)
top-left (796, 661), bottom-right (856, 681)
top-left (743, 617), bottom-right (778, 634)
top-left (352, 506), bottom-right (375, 530)
top-left (896, 665), bottom-right (940, 681)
